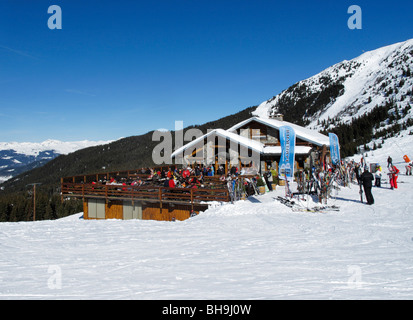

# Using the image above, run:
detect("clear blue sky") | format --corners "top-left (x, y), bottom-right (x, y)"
top-left (0, 0), bottom-right (412, 142)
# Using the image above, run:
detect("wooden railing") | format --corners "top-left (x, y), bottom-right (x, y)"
top-left (61, 183), bottom-right (230, 205)
top-left (61, 165), bottom-right (177, 184)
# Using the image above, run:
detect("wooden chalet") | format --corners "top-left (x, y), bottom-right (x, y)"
top-left (61, 115), bottom-right (331, 222)
top-left (171, 115), bottom-right (331, 175)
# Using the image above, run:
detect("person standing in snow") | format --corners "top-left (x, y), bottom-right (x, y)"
top-left (389, 165), bottom-right (400, 190)
top-left (360, 168), bottom-right (374, 205)
top-left (387, 156), bottom-right (393, 168)
top-left (374, 165), bottom-right (382, 187)
top-left (263, 171), bottom-right (273, 191)
top-left (360, 157), bottom-right (365, 170)
top-left (405, 162), bottom-right (412, 176)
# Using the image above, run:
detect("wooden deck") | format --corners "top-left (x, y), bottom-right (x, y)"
top-left (60, 168), bottom-right (236, 221)
top-left (61, 182), bottom-right (229, 205)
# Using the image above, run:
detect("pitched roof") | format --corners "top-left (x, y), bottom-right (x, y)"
top-left (227, 116), bottom-right (330, 147)
top-left (171, 117), bottom-right (330, 160)
top-left (171, 128), bottom-right (264, 158)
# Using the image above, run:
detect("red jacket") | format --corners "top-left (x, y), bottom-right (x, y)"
top-left (169, 179), bottom-right (175, 188)
top-left (183, 169), bottom-right (190, 178)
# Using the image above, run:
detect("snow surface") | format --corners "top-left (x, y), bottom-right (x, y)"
top-left (1, 39), bottom-right (413, 301)
top-left (310, 39), bottom-right (413, 128)
top-left (1, 146), bottom-right (413, 299)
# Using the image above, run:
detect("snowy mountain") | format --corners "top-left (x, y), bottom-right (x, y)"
top-left (253, 38), bottom-right (413, 150)
top-left (0, 139), bottom-right (112, 184)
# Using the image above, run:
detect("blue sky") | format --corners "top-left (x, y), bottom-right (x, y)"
top-left (0, 0), bottom-right (412, 142)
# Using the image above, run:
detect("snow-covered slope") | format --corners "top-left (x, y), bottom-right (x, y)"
top-left (1, 143), bottom-right (413, 299)
top-left (254, 38), bottom-right (413, 131)
top-left (0, 139), bottom-right (112, 183)
top-left (1, 178), bottom-right (413, 299)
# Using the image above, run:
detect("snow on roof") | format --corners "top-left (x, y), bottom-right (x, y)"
top-left (263, 146), bottom-right (312, 155)
top-left (171, 116), bottom-right (329, 159)
top-left (171, 128), bottom-right (264, 158)
top-left (228, 117), bottom-right (330, 147)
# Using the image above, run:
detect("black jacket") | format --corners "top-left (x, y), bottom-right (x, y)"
top-left (360, 171), bottom-right (374, 188)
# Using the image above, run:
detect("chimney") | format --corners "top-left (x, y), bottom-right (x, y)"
top-left (269, 112), bottom-right (284, 121)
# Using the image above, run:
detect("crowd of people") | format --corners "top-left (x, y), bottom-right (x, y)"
top-left (89, 163), bottom-right (266, 201)
top-left (88, 154), bottom-right (412, 206)
top-left (295, 154), bottom-right (411, 206)
top-left (98, 164), bottom-right (252, 190)
top-left (353, 155), bottom-right (412, 206)
top-left (100, 166), bottom-right (209, 190)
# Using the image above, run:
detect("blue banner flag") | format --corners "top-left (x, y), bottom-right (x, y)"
top-left (329, 133), bottom-right (341, 165)
top-left (279, 126), bottom-right (296, 181)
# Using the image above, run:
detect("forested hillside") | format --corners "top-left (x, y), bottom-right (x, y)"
top-left (0, 107), bottom-right (255, 221)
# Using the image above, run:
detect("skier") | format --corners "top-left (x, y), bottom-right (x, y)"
top-left (405, 162), bottom-right (412, 176)
top-left (360, 157), bottom-right (365, 170)
top-left (360, 168), bottom-right (374, 205)
top-left (387, 156), bottom-right (393, 168)
top-left (263, 171), bottom-right (273, 191)
top-left (389, 165), bottom-right (400, 190)
top-left (374, 165), bottom-right (382, 187)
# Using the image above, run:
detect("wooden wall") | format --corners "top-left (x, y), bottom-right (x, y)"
top-left (83, 200), bottom-right (88, 219)
top-left (105, 200), bottom-right (123, 219)
top-left (142, 203), bottom-right (207, 221)
top-left (83, 199), bottom-right (208, 221)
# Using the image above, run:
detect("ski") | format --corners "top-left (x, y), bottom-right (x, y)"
top-left (316, 205), bottom-right (340, 212)
top-left (275, 196), bottom-right (296, 208)
top-left (292, 207), bottom-right (325, 213)
top-left (275, 196), bottom-right (340, 213)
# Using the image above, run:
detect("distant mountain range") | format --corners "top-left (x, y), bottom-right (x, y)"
top-left (0, 140), bottom-right (112, 184)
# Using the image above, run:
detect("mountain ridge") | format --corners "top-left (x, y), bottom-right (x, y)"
top-left (252, 38), bottom-right (413, 156)
top-left (254, 38), bottom-right (413, 127)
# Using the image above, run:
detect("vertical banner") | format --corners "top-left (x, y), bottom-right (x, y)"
top-left (279, 126), bottom-right (296, 181)
top-left (328, 133), bottom-right (341, 165)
